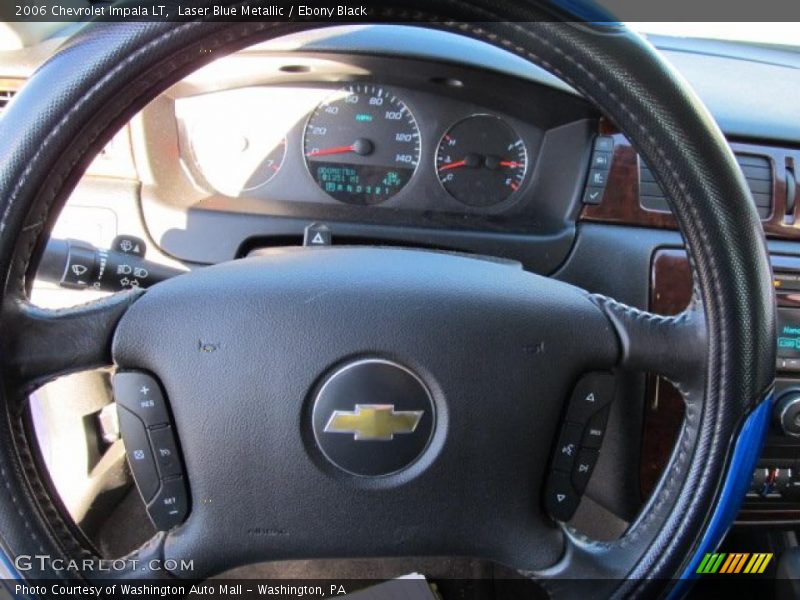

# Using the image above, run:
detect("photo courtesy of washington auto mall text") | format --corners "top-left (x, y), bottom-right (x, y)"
top-left (15, 583), bottom-right (354, 598)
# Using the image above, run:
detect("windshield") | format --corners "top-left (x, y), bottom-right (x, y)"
top-left (629, 22), bottom-right (800, 47)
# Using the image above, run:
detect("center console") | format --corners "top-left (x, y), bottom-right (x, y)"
top-left (577, 127), bottom-right (800, 523)
top-left (646, 249), bottom-right (800, 524)
top-left (745, 257), bottom-right (800, 522)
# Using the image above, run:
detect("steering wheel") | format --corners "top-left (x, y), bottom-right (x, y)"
top-left (0, 4), bottom-right (777, 598)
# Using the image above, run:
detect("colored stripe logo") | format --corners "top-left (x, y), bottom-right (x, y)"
top-left (696, 553), bottom-right (773, 574)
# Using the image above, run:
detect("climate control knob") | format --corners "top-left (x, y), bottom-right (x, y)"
top-left (775, 392), bottom-right (800, 437)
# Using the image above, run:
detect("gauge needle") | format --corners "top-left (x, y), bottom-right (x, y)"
top-left (440, 156), bottom-right (521, 171)
top-left (306, 138), bottom-right (374, 158)
top-left (438, 159), bottom-right (467, 171)
top-left (306, 144), bottom-right (356, 157)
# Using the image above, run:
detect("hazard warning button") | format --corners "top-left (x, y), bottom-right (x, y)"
top-left (303, 223), bottom-right (332, 247)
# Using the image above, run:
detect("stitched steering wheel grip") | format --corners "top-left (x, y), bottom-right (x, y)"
top-left (0, 3), bottom-right (775, 598)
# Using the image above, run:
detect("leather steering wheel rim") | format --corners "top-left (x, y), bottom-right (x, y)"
top-left (0, 4), bottom-right (776, 598)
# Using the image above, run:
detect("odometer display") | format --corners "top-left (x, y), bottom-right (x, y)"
top-left (304, 85), bottom-right (420, 205)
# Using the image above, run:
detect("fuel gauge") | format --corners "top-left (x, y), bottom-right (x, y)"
top-left (436, 115), bottom-right (527, 207)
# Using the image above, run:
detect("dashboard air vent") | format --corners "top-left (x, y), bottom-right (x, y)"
top-left (0, 88), bottom-right (16, 115)
top-left (640, 154), bottom-right (773, 219)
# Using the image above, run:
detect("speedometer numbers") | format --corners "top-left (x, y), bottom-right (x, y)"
top-left (436, 115), bottom-right (528, 207)
top-left (304, 85), bottom-right (420, 205)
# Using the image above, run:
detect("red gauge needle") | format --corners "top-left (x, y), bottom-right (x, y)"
top-left (439, 156), bottom-right (522, 171)
top-left (438, 159), bottom-right (467, 172)
top-left (306, 138), bottom-right (374, 158)
top-left (306, 144), bottom-right (356, 157)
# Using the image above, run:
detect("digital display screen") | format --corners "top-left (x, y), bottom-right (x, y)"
top-left (312, 163), bottom-right (411, 205)
top-left (778, 308), bottom-right (800, 357)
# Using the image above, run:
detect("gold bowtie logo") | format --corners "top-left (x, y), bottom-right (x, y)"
top-left (324, 404), bottom-right (423, 441)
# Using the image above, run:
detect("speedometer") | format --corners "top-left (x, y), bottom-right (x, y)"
top-left (303, 85), bottom-right (420, 205)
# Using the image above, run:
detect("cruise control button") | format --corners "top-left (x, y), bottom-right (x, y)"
top-left (147, 476), bottom-right (189, 531)
top-left (117, 406), bottom-right (159, 502)
top-left (565, 373), bottom-right (615, 424)
top-left (582, 405), bottom-right (611, 449)
top-left (113, 371), bottom-right (170, 428)
top-left (572, 448), bottom-right (599, 493)
top-left (544, 471), bottom-right (580, 522)
top-left (149, 426), bottom-right (183, 478)
top-left (552, 423), bottom-right (583, 472)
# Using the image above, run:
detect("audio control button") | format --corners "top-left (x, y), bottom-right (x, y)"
top-left (572, 448), bottom-right (599, 493)
top-left (544, 471), bottom-right (580, 522)
top-left (750, 467), bottom-right (769, 494)
top-left (582, 405), bottom-right (611, 449)
top-left (552, 423), bottom-right (583, 473)
top-left (565, 373), bottom-right (615, 424)
top-left (775, 392), bottom-right (800, 437)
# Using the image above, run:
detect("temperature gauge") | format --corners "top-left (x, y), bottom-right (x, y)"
top-left (436, 115), bottom-right (527, 207)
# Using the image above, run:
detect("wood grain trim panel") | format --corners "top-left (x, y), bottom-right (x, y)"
top-left (582, 132), bottom-right (800, 240)
top-left (640, 249), bottom-right (690, 499)
top-left (644, 249), bottom-right (800, 520)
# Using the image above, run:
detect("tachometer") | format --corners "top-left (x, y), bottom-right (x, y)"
top-left (303, 84), bottom-right (420, 205)
top-left (436, 115), bottom-right (527, 207)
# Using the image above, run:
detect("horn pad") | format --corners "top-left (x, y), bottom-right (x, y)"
top-left (111, 247), bottom-right (618, 572)
top-left (312, 358), bottom-right (435, 477)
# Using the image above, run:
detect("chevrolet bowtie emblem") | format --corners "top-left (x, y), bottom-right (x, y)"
top-left (324, 404), bottom-right (424, 441)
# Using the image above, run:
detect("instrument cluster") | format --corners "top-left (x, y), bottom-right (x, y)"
top-left (176, 82), bottom-right (542, 217)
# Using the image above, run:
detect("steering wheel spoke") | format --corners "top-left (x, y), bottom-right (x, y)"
top-left (593, 294), bottom-right (707, 391)
top-left (1, 290), bottom-right (144, 393)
